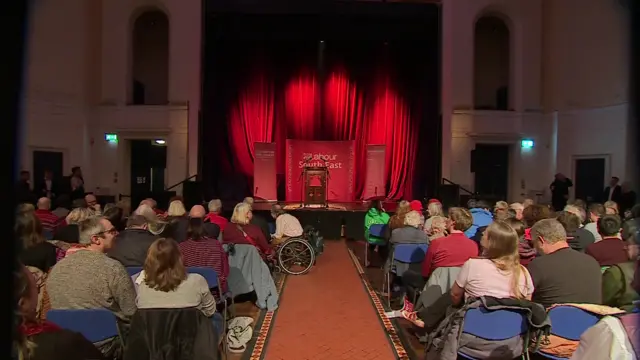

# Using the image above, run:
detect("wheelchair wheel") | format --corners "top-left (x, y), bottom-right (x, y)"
top-left (277, 238), bottom-right (315, 275)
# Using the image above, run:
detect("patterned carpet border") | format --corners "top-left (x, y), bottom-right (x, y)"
top-left (241, 273), bottom-right (288, 360)
top-left (347, 247), bottom-right (411, 360)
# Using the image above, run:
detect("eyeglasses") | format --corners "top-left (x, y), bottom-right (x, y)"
top-left (98, 228), bottom-right (118, 236)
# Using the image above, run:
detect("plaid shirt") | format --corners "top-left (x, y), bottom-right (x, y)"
top-left (178, 237), bottom-right (229, 295)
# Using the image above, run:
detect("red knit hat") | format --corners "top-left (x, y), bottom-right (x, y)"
top-left (409, 200), bottom-right (423, 211)
top-left (428, 198), bottom-right (441, 205)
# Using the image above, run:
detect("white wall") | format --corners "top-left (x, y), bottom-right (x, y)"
top-left (445, 0), bottom-right (631, 202)
top-left (23, 0), bottom-right (201, 196)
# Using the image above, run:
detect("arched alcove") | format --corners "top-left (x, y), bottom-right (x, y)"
top-left (131, 10), bottom-right (169, 105)
top-left (473, 15), bottom-right (510, 110)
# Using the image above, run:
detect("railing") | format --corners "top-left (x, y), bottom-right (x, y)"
top-left (442, 177), bottom-right (476, 196)
top-left (166, 174), bottom-right (198, 191)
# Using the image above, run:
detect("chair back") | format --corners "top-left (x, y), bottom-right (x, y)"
top-left (369, 224), bottom-right (387, 238)
top-left (43, 230), bottom-right (54, 240)
top-left (393, 244), bottom-right (428, 263)
top-left (187, 267), bottom-right (219, 290)
top-left (462, 307), bottom-right (528, 340)
top-left (47, 308), bottom-right (119, 343)
top-left (126, 267), bottom-right (143, 277)
top-left (547, 306), bottom-right (600, 341)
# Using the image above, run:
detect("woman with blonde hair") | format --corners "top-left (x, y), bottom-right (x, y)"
top-left (424, 199), bottom-right (444, 230)
top-left (388, 200), bottom-right (411, 231)
top-left (451, 220), bottom-right (534, 304)
top-left (16, 212), bottom-right (57, 272)
top-left (222, 202), bottom-right (272, 257)
top-left (53, 207), bottom-right (93, 244)
top-left (604, 201), bottom-right (619, 215)
top-left (167, 200), bottom-right (187, 218)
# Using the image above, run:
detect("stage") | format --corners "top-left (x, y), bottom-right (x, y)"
top-left (251, 201), bottom-right (397, 240)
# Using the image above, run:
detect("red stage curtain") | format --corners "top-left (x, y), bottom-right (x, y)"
top-left (284, 69), bottom-right (318, 140)
top-left (365, 76), bottom-right (417, 199)
top-left (227, 67), bottom-right (418, 200)
top-left (228, 73), bottom-right (276, 176)
top-left (324, 70), bottom-right (368, 198)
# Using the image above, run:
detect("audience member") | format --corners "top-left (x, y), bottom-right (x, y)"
top-left (604, 200), bottom-right (619, 215)
top-left (364, 199), bottom-right (391, 265)
top-left (167, 200), bottom-right (187, 218)
top-left (452, 220), bottom-right (534, 304)
top-left (505, 217), bottom-right (534, 266)
top-left (84, 194), bottom-right (100, 213)
top-left (425, 215), bottom-right (447, 244)
top-left (493, 201), bottom-right (509, 220)
top-left (585, 215), bottom-right (627, 266)
top-left (556, 211), bottom-right (595, 252)
top-left (35, 197), bottom-right (61, 233)
top-left (601, 220), bottom-right (640, 312)
top-left (224, 202), bottom-right (272, 257)
top-left (243, 197), bottom-right (271, 241)
top-left (205, 199), bottom-right (228, 231)
top-left (509, 202), bottom-right (524, 220)
top-left (13, 263), bottom-right (105, 360)
top-left (71, 198), bottom-right (87, 209)
top-left (270, 204), bottom-right (304, 245)
top-left (172, 205), bottom-right (220, 242)
top-left (16, 212), bottom-right (57, 273)
top-left (464, 199), bottom-right (493, 241)
top-left (390, 211), bottom-right (428, 244)
top-left (178, 218), bottom-right (229, 293)
top-left (424, 199), bottom-right (444, 230)
top-left (603, 176), bottom-right (622, 204)
top-left (420, 207), bottom-right (478, 279)
top-left (108, 215), bottom-right (158, 267)
top-left (528, 219), bottom-right (602, 307)
top-left (17, 203), bottom-right (35, 215)
top-left (47, 217), bottom-right (137, 321)
top-left (53, 207), bottom-right (93, 243)
top-left (389, 200), bottom-right (411, 231)
top-left (522, 198), bottom-right (534, 208)
top-left (585, 203), bottom-right (606, 242)
top-left (564, 204), bottom-right (587, 226)
top-left (137, 238), bottom-right (219, 322)
top-left (103, 205), bottom-right (125, 231)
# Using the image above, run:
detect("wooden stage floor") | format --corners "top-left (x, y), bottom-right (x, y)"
top-left (251, 200), bottom-right (399, 212)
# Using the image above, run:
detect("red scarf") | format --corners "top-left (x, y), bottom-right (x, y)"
top-left (19, 320), bottom-right (61, 337)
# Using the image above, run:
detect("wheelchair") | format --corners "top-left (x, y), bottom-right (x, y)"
top-left (270, 228), bottom-right (323, 276)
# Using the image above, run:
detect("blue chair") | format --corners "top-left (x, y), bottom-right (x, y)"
top-left (186, 267), bottom-right (232, 356)
top-left (43, 230), bottom-right (54, 240)
top-left (365, 224), bottom-right (387, 267)
top-left (537, 306), bottom-right (600, 359)
top-left (458, 307), bottom-right (528, 359)
top-left (47, 309), bottom-right (120, 343)
top-left (383, 243), bottom-right (428, 306)
top-left (126, 266), bottom-right (143, 277)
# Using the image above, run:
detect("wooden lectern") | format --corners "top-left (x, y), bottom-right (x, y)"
top-left (303, 166), bottom-right (329, 207)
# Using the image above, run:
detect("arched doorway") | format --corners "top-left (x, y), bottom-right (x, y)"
top-left (131, 10), bottom-right (169, 105)
top-left (473, 15), bottom-right (510, 110)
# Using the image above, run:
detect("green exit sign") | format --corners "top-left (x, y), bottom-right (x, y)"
top-left (105, 133), bottom-right (118, 143)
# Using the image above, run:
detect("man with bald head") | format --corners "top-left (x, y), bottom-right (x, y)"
top-left (35, 197), bottom-right (62, 233)
top-left (172, 204), bottom-right (221, 242)
top-left (84, 194), bottom-right (101, 213)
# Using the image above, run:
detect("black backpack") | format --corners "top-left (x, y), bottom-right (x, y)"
top-left (303, 226), bottom-right (324, 255)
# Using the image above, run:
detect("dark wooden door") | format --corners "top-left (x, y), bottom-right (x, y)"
top-left (32, 150), bottom-right (63, 184)
top-left (574, 158), bottom-right (606, 203)
top-left (472, 144), bottom-right (510, 201)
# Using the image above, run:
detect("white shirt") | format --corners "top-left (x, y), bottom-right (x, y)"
top-left (570, 316), bottom-right (636, 360)
top-left (274, 213), bottom-right (304, 239)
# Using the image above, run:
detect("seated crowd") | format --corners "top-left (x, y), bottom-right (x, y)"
top-left (364, 197), bottom-right (640, 359)
top-left (13, 195), bottom-right (301, 360)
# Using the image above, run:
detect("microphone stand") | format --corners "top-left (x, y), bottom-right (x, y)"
top-left (298, 168), bottom-right (305, 208)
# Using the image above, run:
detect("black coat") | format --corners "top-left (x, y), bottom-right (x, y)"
top-left (124, 308), bottom-right (220, 360)
top-left (108, 228), bottom-right (159, 267)
top-left (603, 185), bottom-right (622, 204)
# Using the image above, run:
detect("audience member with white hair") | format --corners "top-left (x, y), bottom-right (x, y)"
top-left (390, 211), bottom-right (428, 245)
top-left (167, 200), bottom-right (187, 218)
top-left (223, 202), bottom-right (273, 257)
top-left (53, 207), bottom-right (95, 243)
top-left (205, 199), bottom-right (228, 231)
top-left (425, 215), bottom-right (447, 244)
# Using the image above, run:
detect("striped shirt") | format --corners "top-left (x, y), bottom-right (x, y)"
top-left (178, 237), bottom-right (229, 294)
top-left (35, 209), bottom-right (62, 232)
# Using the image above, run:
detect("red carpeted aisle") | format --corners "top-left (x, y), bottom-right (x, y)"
top-left (262, 240), bottom-right (397, 360)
